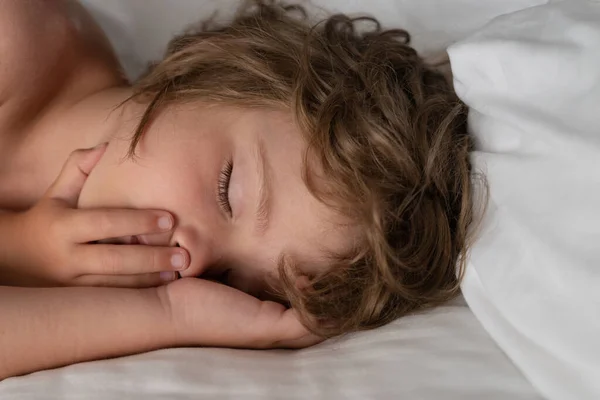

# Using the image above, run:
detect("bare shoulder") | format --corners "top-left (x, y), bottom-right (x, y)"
top-left (0, 0), bottom-right (123, 127)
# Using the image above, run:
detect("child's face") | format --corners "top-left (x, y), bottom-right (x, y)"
top-left (78, 103), bottom-right (356, 297)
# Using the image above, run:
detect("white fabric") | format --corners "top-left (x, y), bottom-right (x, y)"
top-left (449, 1), bottom-right (600, 399)
top-left (0, 297), bottom-right (541, 400)
top-left (80, 0), bottom-right (548, 80)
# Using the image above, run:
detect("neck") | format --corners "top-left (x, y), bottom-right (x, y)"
top-left (0, 86), bottom-right (144, 209)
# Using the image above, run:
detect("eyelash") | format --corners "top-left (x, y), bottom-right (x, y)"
top-left (217, 159), bottom-right (233, 217)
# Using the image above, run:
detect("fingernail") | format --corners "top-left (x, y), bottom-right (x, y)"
top-left (158, 215), bottom-right (173, 230)
top-left (170, 253), bottom-right (186, 270)
top-left (160, 271), bottom-right (177, 281)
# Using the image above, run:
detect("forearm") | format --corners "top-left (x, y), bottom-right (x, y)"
top-left (0, 285), bottom-right (175, 380)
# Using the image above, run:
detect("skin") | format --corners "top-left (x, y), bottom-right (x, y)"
top-left (0, 0), bottom-right (353, 378)
top-left (77, 96), bottom-right (355, 296)
top-left (0, 0), bottom-right (354, 295)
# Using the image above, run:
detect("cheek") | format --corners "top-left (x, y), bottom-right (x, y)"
top-left (133, 160), bottom-right (209, 211)
top-left (94, 140), bottom-right (213, 213)
top-left (78, 145), bottom-right (134, 208)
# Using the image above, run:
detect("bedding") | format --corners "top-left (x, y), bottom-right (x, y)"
top-left (449, 1), bottom-right (600, 399)
top-left (0, 297), bottom-right (541, 400)
top-left (80, 0), bottom-right (548, 80)
top-left (0, 0), bottom-right (558, 399)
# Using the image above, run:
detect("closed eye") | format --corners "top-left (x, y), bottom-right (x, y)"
top-left (217, 159), bottom-right (233, 217)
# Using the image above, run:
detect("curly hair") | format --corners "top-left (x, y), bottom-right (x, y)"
top-left (127, 0), bottom-right (475, 337)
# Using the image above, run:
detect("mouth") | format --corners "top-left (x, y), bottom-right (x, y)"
top-left (199, 268), bottom-right (231, 284)
top-left (95, 235), bottom-right (180, 247)
top-left (123, 235), bottom-right (143, 245)
top-left (94, 235), bottom-right (140, 245)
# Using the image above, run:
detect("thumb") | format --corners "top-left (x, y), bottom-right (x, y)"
top-left (46, 143), bottom-right (108, 207)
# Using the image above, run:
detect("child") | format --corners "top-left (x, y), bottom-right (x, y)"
top-left (0, 0), bottom-right (473, 379)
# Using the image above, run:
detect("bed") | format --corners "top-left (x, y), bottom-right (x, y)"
top-left (5, 0), bottom-right (599, 399)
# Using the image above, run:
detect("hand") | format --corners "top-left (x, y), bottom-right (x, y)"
top-left (1, 144), bottom-right (190, 287)
top-left (162, 277), bottom-right (322, 349)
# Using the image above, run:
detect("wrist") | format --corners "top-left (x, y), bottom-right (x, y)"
top-left (157, 280), bottom-right (200, 346)
top-left (150, 285), bottom-right (183, 346)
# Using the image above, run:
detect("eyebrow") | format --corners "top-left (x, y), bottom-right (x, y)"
top-left (254, 138), bottom-right (272, 235)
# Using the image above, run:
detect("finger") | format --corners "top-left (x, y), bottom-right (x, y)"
top-left (46, 144), bottom-right (108, 207)
top-left (274, 332), bottom-right (324, 349)
top-left (270, 309), bottom-right (324, 349)
top-left (68, 208), bottom-right (174, 243)
top-left (247, 302), bottom-right (321, 349)
top-left (74, 244), bottom-right (189, 275)
top-left (73, 272), bottom-right (178, 288)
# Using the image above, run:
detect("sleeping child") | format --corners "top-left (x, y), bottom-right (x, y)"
top-left (0, 0), bottom-right (474, 379)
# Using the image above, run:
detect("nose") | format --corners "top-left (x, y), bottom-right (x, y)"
top-left (174, 227), bottom-right (221, 278)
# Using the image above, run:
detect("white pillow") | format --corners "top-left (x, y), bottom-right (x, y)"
top-left (448, 1), bottom-right (600, 399)
top-left (80, 0), bottom-right (547, 80)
